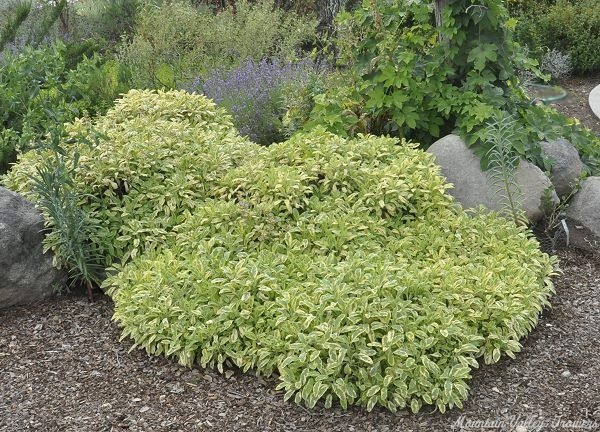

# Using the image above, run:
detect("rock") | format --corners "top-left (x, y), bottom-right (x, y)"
top-left (590, 84), bottom-right (600, 120)
top-left (561, 370), bottom-right (572, 378)
top-left (565, 177), bottom-right (600, 252)
top-left (427, 135), bottom-right (558, 223)
top-left (168, 382), bottom-right (184, 394)
top-left (539, 138), bottom-right (585, 197)
top-left (0, 187), bottom-right (65, 309)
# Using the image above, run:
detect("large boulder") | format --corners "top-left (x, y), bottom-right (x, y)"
top-left (0, 187), bottom-right (65, 309)
top-left (565, 176), bottom-right (600, 253)
top-left (427, 134), bottom-right (558, 223)
top-left (539, 138), bottom-right (586, 197)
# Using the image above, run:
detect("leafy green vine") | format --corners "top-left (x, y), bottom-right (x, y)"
top-left (307, 0), bottom-right (600, 174)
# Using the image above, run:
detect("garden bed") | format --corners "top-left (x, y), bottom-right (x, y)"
top-left (1, 75), bottom-right (599, 432)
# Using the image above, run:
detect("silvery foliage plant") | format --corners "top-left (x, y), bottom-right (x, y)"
top-left (540, 48), bottom-right (572, 81)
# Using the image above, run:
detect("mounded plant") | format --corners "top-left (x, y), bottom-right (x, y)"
top-left (4, 89), bottom-right (258, 267)
top-left (5, 90), bottom-right (557, 413)
top-left (107, 126), bottom-right (556, 413)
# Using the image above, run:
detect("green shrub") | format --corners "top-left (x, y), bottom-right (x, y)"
top-left (6, 90), bottom-right (557, 413)
top-left (0, 43), bottom-right (129, 173)
top-left (118, 0), bottom-right (318, 89)
top-left (511, 0), bottom-right (600, 75)
top-left (0, 0), bottom-right (31, 52)
top-left (535, 0), bottom-right (600, 74)
top-left (0, 0), bottom-right (69, 51)
top-left (309, 0), bottom-right (539, 143)
top-left (72, 0), bottom-right (139, 45)
top-left (275, 0), bottom-right (317, 16)
top-left (306, 0), bottom-right (600, 174)
top-left (505, 0), bottom-right (559, 17)
top-left (281, 67), bottom-right (340, 138)
top-left (0, 0), bottom-right (124, 57)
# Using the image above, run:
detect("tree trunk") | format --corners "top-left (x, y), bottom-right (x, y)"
top-left (316, 0), bottom-right (345, 33)
top-left (434, 0), bottom-right (449, 42)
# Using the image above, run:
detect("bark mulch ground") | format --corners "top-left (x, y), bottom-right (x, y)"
top-left (1, 76), bottom-right (599, 432)
top-left (552, 73), bottom-right (600, 136)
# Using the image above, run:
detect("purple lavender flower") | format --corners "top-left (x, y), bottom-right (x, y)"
top-left (185, 58), bottom-right (320, 145)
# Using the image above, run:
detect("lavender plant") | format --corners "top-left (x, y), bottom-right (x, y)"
top-left (187, 58), bottom-right (322, 145)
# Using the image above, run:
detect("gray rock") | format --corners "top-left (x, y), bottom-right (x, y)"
top-left (590, 84), bottom-right (600, 120)
top-left (565, 176), bottom-right (600, 253)
top-left (427, 134), bottom-right (558, 223)
top-left (0, 187), bottom-right (65, 309)
top-left (539, 138), bottom-right (585, 197)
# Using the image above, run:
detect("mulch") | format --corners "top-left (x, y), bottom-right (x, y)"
top-left (552, 73), bottom-right (600, 136)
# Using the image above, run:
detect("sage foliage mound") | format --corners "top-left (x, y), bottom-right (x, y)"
top-left (4, 89), bottom-right (258, 267)
top-left (5, 90), bottom-right (556, 413)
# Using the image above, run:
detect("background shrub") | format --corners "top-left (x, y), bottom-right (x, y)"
top-left (0, 0), bottom-right (79, 52)
top-left (511, 0), bottom-right (600, 75)
top-left (535, 0), bottom-right (600, 75)
top-left (186, 57), bottom-right (323, 145)
top-left (71, 0), bottom-right (140, 46)
top-left (505, 0), bottom-right (550, 16)
top-left (0, 0), bottom-right (32, 52)
top-left (311, 0), bottom-right (537, 144)
top-left (119, 0), bottom-right (318, 89)
top-left (0, 0), bottom-right (138, 52)
top-left (0, 43), bottom-right (127, 173)
top-left (190, 0), bottom-right (359, 33)
top-left (304, 0), bottom-right (600, 174)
